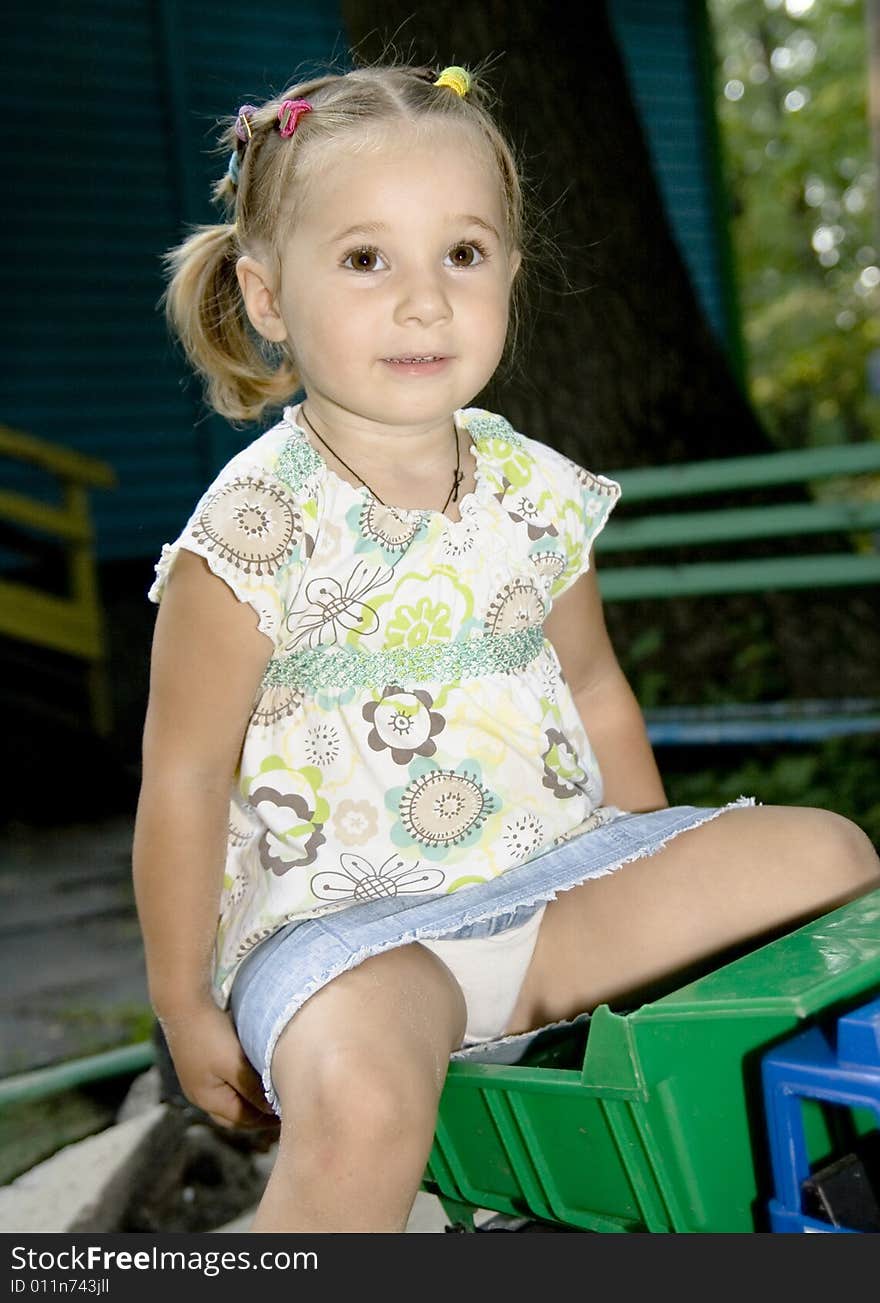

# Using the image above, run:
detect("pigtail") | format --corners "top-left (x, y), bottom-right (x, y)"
top-left (162, 223), bottom-right (298, 424)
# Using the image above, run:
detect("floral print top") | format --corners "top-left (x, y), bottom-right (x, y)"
top-left (149, 407), bottom-right (621, 1002)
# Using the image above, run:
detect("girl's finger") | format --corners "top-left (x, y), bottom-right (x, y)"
top-left (209, 1077), bottom-right (278, 1129)
top-left (231, 1059), bottom-right (277, 1114)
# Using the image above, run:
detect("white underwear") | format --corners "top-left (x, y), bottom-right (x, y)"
top-left (420, 904), bottom-right (547, 1046)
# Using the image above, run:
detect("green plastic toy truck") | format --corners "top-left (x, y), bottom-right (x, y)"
top-left (423, 888), bottom-right (880, 1233)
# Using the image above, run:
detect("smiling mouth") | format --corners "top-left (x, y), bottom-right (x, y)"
top-left (383, 355), bottom-right (448, 363)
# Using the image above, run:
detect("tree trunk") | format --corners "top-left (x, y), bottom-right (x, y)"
top-left (340, 1), bottom-right (878, 707)
top-left (340, 0), bottom-right (770, 470)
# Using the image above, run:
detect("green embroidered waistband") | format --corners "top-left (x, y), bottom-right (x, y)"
top-left (261, 625), bottom-right (545, 693)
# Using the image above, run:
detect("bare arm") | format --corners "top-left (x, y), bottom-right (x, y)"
top-left (132, 549), bottom-right (276, 1127)
top-left (544, 566), bottom-right (668, 813)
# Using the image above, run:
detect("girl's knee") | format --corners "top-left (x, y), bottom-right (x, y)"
top-left (325, 1044), bottom-right (438, 1127)
top-left (275, 1035), bottom-right (443, 1156)
top-left (794, 807), bottom-right (880, 898)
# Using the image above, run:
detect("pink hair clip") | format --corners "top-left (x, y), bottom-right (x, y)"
top-left (277, 99), bottom-right (312, 138)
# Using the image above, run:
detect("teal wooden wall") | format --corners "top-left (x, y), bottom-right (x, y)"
top-left (1, 0), bottom-right (348, 563)
top-left (608, 0), bottom-right (742, 378)
top-left (0, 0), bottom-right (738, 564)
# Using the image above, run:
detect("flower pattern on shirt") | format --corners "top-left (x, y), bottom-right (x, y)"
top-left (192, 475), bottom-right (307, 575)
top-left (228, 814), bottom-right (256, 849)
top-left (494, 477), bottom-right (560, 541)
top-left (333, 799), bottom-right (379, 846)
top-left (362, 685), bottom-right (446, 764)
top-left (437, 520), bottom-right (479, 560)
top-left (303, 722), bottom-right (344, 767)
top-left (541, 727), bottom-right (592, 800)
top-left (222, 868), bottom-right (249, 906)
top-left (246, 757), bottom-right (329, 874)
top-left (529, 549), bottom-right (567, 586)
top-left (251, 684), bottom-right (305, 728)
top-left (484, 578), bottom-right (547, 634)
top-left (258, 822), bottom-right (326, 875)
top-left (502, 813), bottom-right (547, 861)
top-left (385, 597), bottom-right (453, 647)
top-left (348, 499), bottom-right (427, 561)
top-left (388, 758), bottom-right (499, 857)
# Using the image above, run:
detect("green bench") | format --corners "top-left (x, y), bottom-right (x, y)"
top-left (595, 441), bottom-right (880, 745)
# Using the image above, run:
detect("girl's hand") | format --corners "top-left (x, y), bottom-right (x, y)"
top-left (158, 1001), bottom-right (279, 1133)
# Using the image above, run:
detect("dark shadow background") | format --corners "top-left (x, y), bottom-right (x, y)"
top-left (2, 1), bottom-right (876, 824)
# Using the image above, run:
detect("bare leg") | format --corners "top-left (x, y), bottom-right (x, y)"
top-left (250, 942), bottom-right (467, 1233)
top-left (507, 806), bottom-right (880, 1031)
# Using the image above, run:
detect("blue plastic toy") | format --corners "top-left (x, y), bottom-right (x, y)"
top-left (763, 995), bottom-right (880, 1233)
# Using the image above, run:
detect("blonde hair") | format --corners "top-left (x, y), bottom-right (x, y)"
top-left (162, 61), bottom-right (529, 423)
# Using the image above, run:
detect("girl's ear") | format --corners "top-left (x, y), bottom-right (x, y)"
top-left (236, 256), bottom-right (288, 343)
top-left (509, 248), bottom-right (522, 283)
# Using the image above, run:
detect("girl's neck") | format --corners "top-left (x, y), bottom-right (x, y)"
top-left (295, 401), bottom-right (459, 472)
top-left (294, 401), bottom-right (474, 518)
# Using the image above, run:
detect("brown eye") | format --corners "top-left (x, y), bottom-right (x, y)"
top-left (342, 247), bottom-right (386, 272)
top-left (446, 243), bottom-right (485, 268)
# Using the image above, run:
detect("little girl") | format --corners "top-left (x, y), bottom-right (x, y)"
top-left (133, 61), bottom-right (879, 1233)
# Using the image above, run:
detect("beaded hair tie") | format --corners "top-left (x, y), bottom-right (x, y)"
top-left (433, 66), bottom-right (471, 97)
top-left (235, 104), bottom-right (257, 141)
top-left (226, 97), bottom-right (314, 188)
top-left (226, 104), bottom-right (257, 189)
top-left (277, 98), bottom-right (313, 138)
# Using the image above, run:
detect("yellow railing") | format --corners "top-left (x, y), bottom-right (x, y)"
top-left (0, 424), bottom-right (117, 735)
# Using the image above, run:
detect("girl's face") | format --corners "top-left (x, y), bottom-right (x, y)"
top-left (245, 123), bottom-right (520, 433)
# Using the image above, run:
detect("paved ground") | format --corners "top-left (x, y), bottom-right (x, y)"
top-left (215, 1190), bottom-right (453, 1234)
top-left (0, 815), bottom-right (148, 1078)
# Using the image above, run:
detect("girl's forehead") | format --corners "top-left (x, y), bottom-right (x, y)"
top-left (297, 122), bottom-right (504, 218)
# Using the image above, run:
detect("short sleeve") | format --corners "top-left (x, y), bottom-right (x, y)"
top-left (547, 455), bottom-right (621, 601)
top-left (147, 466), bottom-right (312, 650)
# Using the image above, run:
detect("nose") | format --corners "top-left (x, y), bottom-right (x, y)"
top-left (392, 264), bottom-right (453, 328)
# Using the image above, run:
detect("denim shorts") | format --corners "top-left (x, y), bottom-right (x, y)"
top-left (230, 799), bottom-right (752, 1113)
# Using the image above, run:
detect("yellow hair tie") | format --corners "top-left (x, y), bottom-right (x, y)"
top-left (433, 66), bottom-right (471, 97)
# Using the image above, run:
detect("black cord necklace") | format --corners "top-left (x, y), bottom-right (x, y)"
top-left (298, 405), bottom-right (463, 514)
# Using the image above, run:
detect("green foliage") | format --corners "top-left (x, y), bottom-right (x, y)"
top-left (0, 1089), bottom-right (125, 1186)
top-left (708, 0), bottom-right (879, 446)
top-left (623, 625), bottom-right (669, 708)
top-left (715, 611), bottom-right (786, 704)
top-left (619, 610), bottom-right (786, 710)
top-left (664, 735), bottom-right (880, 843)
top-left (49, 1002), bottom-right (155, 1058)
